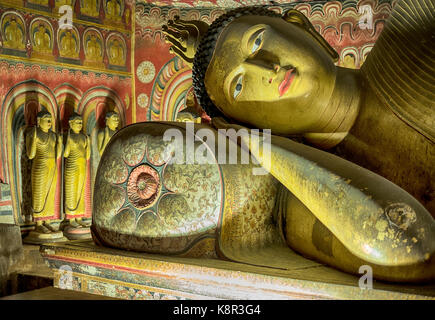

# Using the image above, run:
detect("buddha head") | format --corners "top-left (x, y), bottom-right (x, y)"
top-left (191, 7), bottom-right (339, 135)
top-left (10, 18), bottom-right (17, 29)
top-left (69, 113), bottom-right (83, 134)
top-left (38, 24), bottom-right (46, 33)
top-left (36, 110), bottom-right (53, 132)
top-left (105, 111), bottom-right (120, 131)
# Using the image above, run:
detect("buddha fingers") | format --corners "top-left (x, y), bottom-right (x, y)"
top-left (162, 24), bottom-right (186, 42)
top-left (163, 31), bottom-right (184, 48)
top-left (169, 46), bottom-right (194, 64)
top-left (167, 18), bottom-right (201, 39)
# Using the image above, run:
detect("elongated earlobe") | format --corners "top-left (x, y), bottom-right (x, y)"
top-left (282, 9), bottom-right (339, 62)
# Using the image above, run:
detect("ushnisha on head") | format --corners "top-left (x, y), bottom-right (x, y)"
top-left (163, 7), bottom-right (341, 135)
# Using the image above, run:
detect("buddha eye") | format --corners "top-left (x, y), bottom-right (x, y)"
top-left (251, 30), bottom-right (265, 54)
top-left (233, 75), bottom-right (243, 99)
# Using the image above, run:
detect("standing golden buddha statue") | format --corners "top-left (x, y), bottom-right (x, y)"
top-left (92, 0), bottom-right (435, 283)
top-left (24, 111), bottom-right (65, 244)
top-left (97, 111), bottom-right (120, 156)
top-left (63, 113), bottom-right (91, 239)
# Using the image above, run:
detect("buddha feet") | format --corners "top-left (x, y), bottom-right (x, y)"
top-left (23, 222), bottom-right (67, 244)
top-left (63, 219), bottom-right (92, 240)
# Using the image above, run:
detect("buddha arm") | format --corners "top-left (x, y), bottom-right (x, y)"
top-left (64, 131), bottom-right (71, 158)
top-left (86, 135), bottom-right (91, 160)
top-left (97, 130), bottom-right (104, 155)
top-left (26, 127), bottom-right (37, 160)
top-left (56, 134), bottom-right (63, 159)
top-left (245, 132), bottom-right (435, 266)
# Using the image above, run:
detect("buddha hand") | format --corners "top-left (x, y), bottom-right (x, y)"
top-left (162, 16), bottom-right (209, 66)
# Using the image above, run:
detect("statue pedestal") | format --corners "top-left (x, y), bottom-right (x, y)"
top-left (62, 225), bottom-right (91, 240)
top-left (23, 230), bottom-right (67, 245)
top-left (40, 240), bottom-right (435, 300)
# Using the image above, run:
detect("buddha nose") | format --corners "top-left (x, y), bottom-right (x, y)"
top-left (267, 64), bottom-right (280, 83)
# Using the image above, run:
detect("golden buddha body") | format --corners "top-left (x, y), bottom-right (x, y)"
top-left (60, 31), bottom-right (78, 58)
top-left (64, 114), bottom-right (90, 227)
top-left (82, 0), bottom-right (99, 16)
top-left (84, 34), bottom-right (104, 67)
top-left (33, 25), bottom-right (51, 54)
top-left (97, 112), bottom-right (119, 156)
top-left (108, 39), bottom-right (124, 66)
top-left (92, 0), bottom-right (435, 283)
top-left (87, 35), bottom-right (101, 57)
top-left (4, 19), bottom-right (25, 50)
top-left (25, 111), bottom-right (64, 239)
top-left (106, 0), bottom-right (121, 21)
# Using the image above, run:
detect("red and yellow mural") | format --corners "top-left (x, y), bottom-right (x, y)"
top-left (0, 0), bottom-right (133, 229)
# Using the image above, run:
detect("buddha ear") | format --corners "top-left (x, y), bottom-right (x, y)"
top-left (282, 9), bottom-right (339, 63)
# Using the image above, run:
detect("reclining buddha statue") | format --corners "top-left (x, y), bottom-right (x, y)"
top-left (91, 0), bottom-right (435, 283)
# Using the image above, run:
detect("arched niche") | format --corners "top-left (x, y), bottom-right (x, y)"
top-left (106, 32), bottom-right (127, 70)
top-left (340, 46), bottom-right (360, 69)
top-left (29, 17), bottom-right (55, 61)
top-left (0, 11), bottom-right (27, 55)
top-left (54, 83), bottom-right (83, 132)
top-left (148, 57), bottom-right (192, 121)
top-left (77, 86), bottom-right (126, 196)
top-left (0, 80), bottom-right (59, 227)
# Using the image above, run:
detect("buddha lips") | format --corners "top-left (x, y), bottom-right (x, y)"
top-left (279, 68), bottom-right (295, 97)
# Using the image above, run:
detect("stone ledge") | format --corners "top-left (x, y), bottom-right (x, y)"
top-left (0, 286), bottom-right (119, 300)
top-left (40, 240), bottom-right (435, 300)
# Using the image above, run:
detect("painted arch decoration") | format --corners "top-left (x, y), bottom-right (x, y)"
top-left (148, 57), bottom-right (192, 121)
top-left (0, 80), bottom-right (60, 225)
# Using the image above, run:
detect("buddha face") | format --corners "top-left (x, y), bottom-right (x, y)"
top-left (37, 116), bottom-right (52, 132)
top-left (69, 118), bottom-right (83, 134)
top-left (106, 114), bottom-right (119, 131)
top-left (205, 15), bottom-right (337, 134)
